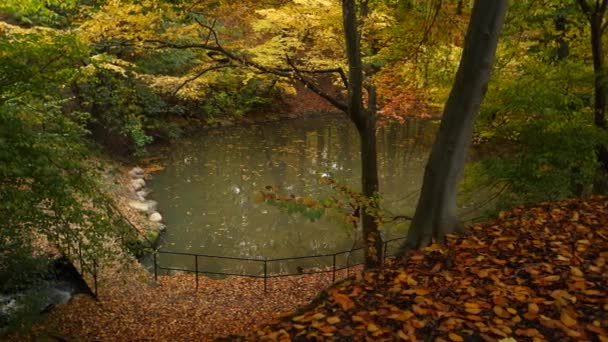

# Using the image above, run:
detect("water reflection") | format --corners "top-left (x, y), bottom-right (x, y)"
top-left (149, 115), bottom-right (437, 275)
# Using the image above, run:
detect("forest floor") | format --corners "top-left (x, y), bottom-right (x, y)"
top-left (231, 196), bottom-right (608, 341)
top-left (8, 197), bottom-right (607, 341)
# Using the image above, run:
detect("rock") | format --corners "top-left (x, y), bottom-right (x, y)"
top-left (137, 189), bottom-right (151, 198)
top-left (128, 200), bottom-right (158, 214)
top-left (131, 178), bottom-right (146, 191)
top-left (149, 212), bottom-right (162, 223)
top-left (129, 167), bottom-right (145, 178)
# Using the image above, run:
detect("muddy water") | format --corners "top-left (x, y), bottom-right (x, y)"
top-left (149, 115), bottom-right (439, 275)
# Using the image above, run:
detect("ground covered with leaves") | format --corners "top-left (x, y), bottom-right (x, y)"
top-left (8, 197), bottom-right (608, 341)
top-left (9, 263), bottom-right (344, 341)
top-left (233, 197), bottom-right (608, 341)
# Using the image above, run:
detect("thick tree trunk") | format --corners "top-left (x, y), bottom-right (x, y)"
top-left (399, 0), bottom-right (507, 253)
top-left (343, 0), bottom-right (383, 268)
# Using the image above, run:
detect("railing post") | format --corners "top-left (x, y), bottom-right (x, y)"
top-left (346, 253), bottom-right (350, 278)
top-left (93, 260), bottom-right (98, 300)
top-left (383, 241), bottom-right (389, 264)
top-left (78, 243), bottom-right (83, 271)
top-left (332, 254), bottom-right (336, 283)
top-left (195, 255), bottom-right (199, 291)
top-left (263, 258), bottom-right (268, 293)
top-left (153, 252), bottom-right (158, 282)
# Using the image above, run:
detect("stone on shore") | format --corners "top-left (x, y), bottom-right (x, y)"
top-left (136, 189), bottom-right (151, 199)
top-left (149, 212), bottom-right (162, 223)
top-left (129, 167), bottom-right (145, 178)
top-left (131, 178), bottom-right (146, 191)
top-left (128, 200), bottom-right (158, 214)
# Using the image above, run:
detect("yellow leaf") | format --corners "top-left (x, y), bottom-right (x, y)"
top-left (293, 315), bottom-right (306, 322)
top-left (449, 332), bottom-right (464, 341)
top-left (312, 313), bottom-right (326, 320)
top-left (326, 316), bottom-right (341, 325)
top-left (560, 311), bottom-right (578, 328)
top-left (352, 315), bottom-right (365, 322)
top-left (367, 323), bottom-right (379, 333)
top-left (570, 266), bottom-right (584, 277)
top-left (507, 307), bottom-right (518, 315)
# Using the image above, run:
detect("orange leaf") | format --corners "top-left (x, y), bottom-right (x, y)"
top-left (528, 303), bottom-right (540, 314)
top-left (464, 302), bottom-right (482, 314)
top-left (493, 305), bottom-right (510, 318)
top-left (448, 332), bottom-right (464, 341)
top-left (367, 323), bottom-right (380, 333)
top-left (332, 293), bottom-right (355, 311)
top-left (388, 311), bottom-right (414, 322)
top-left (317, 325), bottom-right (336, 334)
top-left (560, 311), bottom-right (578, 328)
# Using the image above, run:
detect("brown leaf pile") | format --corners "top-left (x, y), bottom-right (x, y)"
top-left (233, 197), bottom-right (608, 341)
top-left (10, 258), bottom-right (354, 341)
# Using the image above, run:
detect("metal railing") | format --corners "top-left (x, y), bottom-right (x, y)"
top-left (153, 237), bottom-right (406, 292)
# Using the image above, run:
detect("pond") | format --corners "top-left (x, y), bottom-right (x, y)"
top-left (149, 114), bottom-right (442, 276)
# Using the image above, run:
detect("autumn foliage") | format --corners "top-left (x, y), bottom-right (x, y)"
top-left (233, 197), bottom-right (608, 341)
top-left (8, 197), bottom-right (608, 341)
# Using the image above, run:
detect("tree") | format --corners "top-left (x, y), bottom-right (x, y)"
top-left (576, 0), bottom-right (608, 191)
top-left (135, 0), bottom-right (386, 268)
top-left (343, 0), bottom-right (383, 268)
top-left (399, 0), bottom-right (508, 251)
top-left (0, 22), bottom-right (135, 292)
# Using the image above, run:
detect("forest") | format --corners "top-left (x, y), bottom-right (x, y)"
top-left (1, 0), bottom-right (607, 340)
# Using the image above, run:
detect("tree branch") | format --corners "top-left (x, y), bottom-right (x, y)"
top-left (146, 19), bottom-right (350, 111)
top-left (275, 67), bottom-right (349, 88)
top-left (173, 64), bottom-right (236, 96)
top-left (401, 0), bottom-right (443, 63)
top-left (286, 55), bottom-right (347, 112)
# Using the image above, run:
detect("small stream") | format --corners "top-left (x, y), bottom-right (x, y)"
top-left (149, 115), bottom-right (441, 275)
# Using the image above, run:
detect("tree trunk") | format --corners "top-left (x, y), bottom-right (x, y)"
top-left (577, 0), bottom-right (608, 191)
top-left (343, 0), bottom-right (383, 268)
top-left (456, 0), bottom-right (464, 15)
top-left (359, 118), bottom-right (382, 269)
top-left (554, 14), bottom-right (569, 60)
top-left (590, 13), bottom-right (608, 175)
top-left (399, 0), bottom-right (507, 253)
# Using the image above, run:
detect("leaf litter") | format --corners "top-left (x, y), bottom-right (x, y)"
top-left (8, 196), bottom-right (608, 341)
top-left (231, 196), bottom-right (608, 341)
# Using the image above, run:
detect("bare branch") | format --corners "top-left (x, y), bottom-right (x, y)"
top-left (401, 0), bottom-right (443, 63)
top-left (383, 214), bottom-right (413, 223)
top-left (147, 20), bottom-right (349, 111)
top-left (173, 64), bottom-right (236, 96)
top-left (274, 67), bottom-right (349, 88)
top-left (286, 55), bottom-right (347, 112)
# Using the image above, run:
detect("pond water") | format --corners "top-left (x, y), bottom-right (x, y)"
top-left (149, 115), bottom-right (441, 276)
